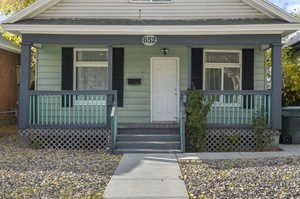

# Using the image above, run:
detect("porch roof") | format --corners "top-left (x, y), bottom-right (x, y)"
top-left (13, 18), bottom-right (289, 26)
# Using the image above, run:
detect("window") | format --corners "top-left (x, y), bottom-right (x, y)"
top-left (129, 0), bottom-right (174, 3)
top-left (204, 50), bottom-right (242, 105)
top-left (74, 49), bottom-right (108, 90)
top-left (204, 50), bottom-right (242, 91)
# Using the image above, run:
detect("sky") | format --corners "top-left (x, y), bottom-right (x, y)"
top-left (269, 0), bottom-right (300, 13)
top-left (0, 0), bottom-right (299, 21)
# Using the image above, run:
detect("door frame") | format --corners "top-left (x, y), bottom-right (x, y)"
top-left (150, 57), bottom-right (180, 123)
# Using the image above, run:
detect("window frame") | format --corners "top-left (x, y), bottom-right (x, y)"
top-left (203, 50), bottom-right (242, 91)
top-left (203, 50), bottom-right (243, 107)
top-left (73, 48), bottom-right (109, 91)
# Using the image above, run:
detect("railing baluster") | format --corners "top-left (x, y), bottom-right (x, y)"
top-left (49, 95), bottom-right (52, 125)
top-left (268, 95), bottom-right (273, 125)
top-left (92, 95), bottom-right (95, 125)
top-left (64, 95), bottom-right (66, 125)
top-left (29, 96), bottom-right (32, 126)
top-left (232, 94), bottom-right (235, 125)
top-left (33, 96), bottom-right (36, 125)
top-left (37, 95), bottom-right (40, 125)
top-left (263, 95), bottom-right (267, 125)
top-left (59, 95), bottom-right (62, 126)
top-left (41, 96), bottom-right (44, 126)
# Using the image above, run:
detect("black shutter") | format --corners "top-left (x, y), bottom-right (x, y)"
top-left (112, 48), bottom-right (124, 107)
top-left (61, 47), bottom-right (74, 107)
top-left (191, 48), bottom-right (204, 89)
top-left (242, 49), bottom-right (255, 108)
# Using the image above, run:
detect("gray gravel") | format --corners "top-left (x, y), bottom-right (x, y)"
top-left (179, 157), bottom-right (300, 199)
top-left (0, 135), bottom-right (122, 199)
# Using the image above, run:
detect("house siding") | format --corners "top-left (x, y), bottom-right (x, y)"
top-left (34, 0), bottom-right (269, 20)
top-left (36, 44), bottom-right (266, 123)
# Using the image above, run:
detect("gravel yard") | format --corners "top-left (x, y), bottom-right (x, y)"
top-left (179, 157), bottom-right (300, 199)
top-left (0, 127), bottom-right (122, 199)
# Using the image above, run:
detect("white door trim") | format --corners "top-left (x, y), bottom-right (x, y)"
top-left (150, 57), bottom-right (180, 123)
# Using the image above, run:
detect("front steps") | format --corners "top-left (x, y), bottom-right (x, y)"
top-left (115, 125), bottom-right (182, 153)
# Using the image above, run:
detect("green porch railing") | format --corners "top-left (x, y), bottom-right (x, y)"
top-left (180, 90), bottom-right (272, 128)
top-left (203, 90), bottom-right (272, 127)
top-left (28, 90), bottom-right (117, 128)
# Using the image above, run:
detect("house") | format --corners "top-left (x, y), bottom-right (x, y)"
top-left (2, 0), bottom-right (300, 152)
top-left (0, 35), bottom-right (20, 124)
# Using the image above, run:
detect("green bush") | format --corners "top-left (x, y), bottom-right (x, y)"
top-left (186, 90), bottom-right (212, 152)
top-left (254, 113), bottom-right (272, 151)
top-left (266, 47), bottom-right (300, 106)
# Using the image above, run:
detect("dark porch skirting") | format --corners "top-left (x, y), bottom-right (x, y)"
top-left (206, 128), bottom-right (281, 152)
top-left (19, 128), bottom-right (112, 151)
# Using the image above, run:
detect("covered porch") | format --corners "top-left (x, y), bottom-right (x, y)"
top-left (18, 34), bottom-right (282, 151)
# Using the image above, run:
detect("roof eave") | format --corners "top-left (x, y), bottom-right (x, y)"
top-left (2, 0), bottom-right (300, 25)
top-left (3, 23), bottom-right (299, 36)
top-left (0, 43), bottom-right (20, 54)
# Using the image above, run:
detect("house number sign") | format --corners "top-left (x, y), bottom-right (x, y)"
top-left (142, 35), bottom-right (158, 46)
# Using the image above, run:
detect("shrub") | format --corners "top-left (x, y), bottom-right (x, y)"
top-left (254, 113), bottom-right (272, 151)
top-left (186, 90), bottom-right (212, 152)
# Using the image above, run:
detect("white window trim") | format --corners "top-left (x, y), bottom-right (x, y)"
top-left (129, 0), bottom-right (174, 4)
top-left (203, 49), bottom-right (243, 107)
top-left (73, 48), bottom-right (108, 91)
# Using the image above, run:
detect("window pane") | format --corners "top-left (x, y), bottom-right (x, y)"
top-left (205, 52), bottom-right (240, 64)
top-left (77, 67), bottom-right (108, 90)
top-left (224, 68), bottom-right (240, 90)
top-left (76, 51), bottom-right (107, 62)
top-left (205, 68), bottom-right (222, 90)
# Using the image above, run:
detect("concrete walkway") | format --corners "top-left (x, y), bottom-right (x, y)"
top-left (177, 145), bottom-right (300, 160)
top-left (104, 153), bottom-right (189, 199)
top-left (104, 145), bottom-right (300, 199)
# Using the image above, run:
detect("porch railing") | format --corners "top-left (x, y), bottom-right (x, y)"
top-left (28, 90), bottom-right (117, 128)
top-left (181, 90), bottom-right (272, 128)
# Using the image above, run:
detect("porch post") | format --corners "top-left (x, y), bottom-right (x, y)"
top-left (187, 46), bottom-right (192, 89)
top-left (271, 43), bottom-right (282, 130)
top-left (18, 42), bottom-right (32, 129)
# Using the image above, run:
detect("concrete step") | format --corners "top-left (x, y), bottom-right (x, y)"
top-left (119, 123), bottom-right (179, 129)
top-left (117, 134), bottom-right (181, 142)
top-left (114, 149), bottom-right (182, 154)
top-left (116, 141), bottom-right (181, 150)
top-left (118, 128), bottom-right (180, 135)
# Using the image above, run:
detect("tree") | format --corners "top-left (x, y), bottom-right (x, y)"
top-left (266, 47), bottom-right (300, 106)
top-left (0, 0), bottom-right (37, 15)
top-left (0, 0), bottom-right (37, 45)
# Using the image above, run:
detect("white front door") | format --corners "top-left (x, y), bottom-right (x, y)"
top-left (151, 57), bottom-right (179, 122)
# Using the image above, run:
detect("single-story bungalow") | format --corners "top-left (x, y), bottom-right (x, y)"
top-left (2, 0), bottom-right (300, 152)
